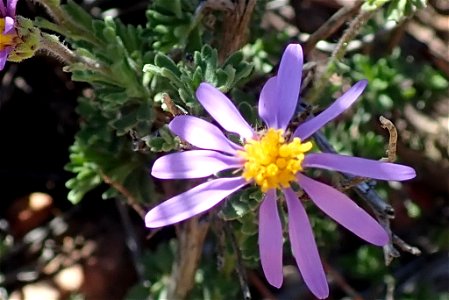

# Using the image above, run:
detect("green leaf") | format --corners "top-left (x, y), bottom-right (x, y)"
top-left (63, 0), bottom-right (94, 29)
top-left (155, 53), bottom-right (181, 76)
top-left (110, 109), bottom-right (139, 135)
top-left (224, 51), bottom-right (244, 68)
top-left (151, 0), bottom-right (184, 17)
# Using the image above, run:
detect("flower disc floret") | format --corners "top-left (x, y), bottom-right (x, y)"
top-left (239, 128), bottom-right (312, 192)
top-left (0, 18), bottom-right (17, 51)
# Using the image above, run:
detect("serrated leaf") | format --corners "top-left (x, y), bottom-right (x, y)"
top-left (238, 101), bottom-right (256, 126)
top-left (111, 109), bottom-right (139, 135)
top-left (178, 87), bottom-right (193, 103)
top-left (224, 51), bottom-right (244, 67)
top-left (160, 68), bottom-right (183, 86)
top-left (221, 65), bottom-right (236, 91)
top-left (221, 200), bottom-right (241, 221)
top-left (147, 137), bottom-right (165, 152)
top-left (241, 234), bottom-right (259, 261)
top-left (155, 53), bottom-right (181, 76)
top-left (192, 66), bottom-right (203, 86)
top-left (234, 63), bottom-right (253, 83)
top-left (136, 103), bottom-right (153, 121)
top-left (240, 214), bottom-right (258, 235)
top-left (102, 91), bottom-right (129, 104)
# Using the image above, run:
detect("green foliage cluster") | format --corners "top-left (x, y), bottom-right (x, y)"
top-left (146, 0), bottom-right (200, 51)
top-left (221, 186), bottom-right (263, 265)
top-left (323, 49), bottom-right (448, 159)
top-left (363, 0), bottom-right (427, 21)
top-left (48, 0), bottom-right (254, 207)
top-left (46, 1), bottom-right (156, 204)
top-left (143, 45), bottom-right (253, 113)
top-left (126, 240), bottom-right (239, 300)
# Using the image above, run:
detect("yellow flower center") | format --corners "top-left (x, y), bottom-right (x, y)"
top-left (238, 128), bottom-right (312, 192)
top-left (0, 18), bottom-right (17, 51)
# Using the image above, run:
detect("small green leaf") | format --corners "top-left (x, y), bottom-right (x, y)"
top-left (155, 53), bottom-right (181, 76)
top-left (63, 0), bottom-right (94, 29)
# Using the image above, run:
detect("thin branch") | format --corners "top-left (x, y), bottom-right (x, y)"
top-left (167, 217), bottom-right (209, 300)
top-left (223, 220), bottom-right (251, 300)
top-left (39, 33), bottom-right (108, 75)
top-left (392, 234), bottom-right (421, 256)
top-left (313, 128), bottom-right (424, 264)
top-left (313, 130), bottom-right (402, 264)
top-left (307, 7), bottom-right (376, 104)
top-left (145, 228), bottom-right (161, 240)
top-left (313, 131), bottom-right (395, 217)
top-left (299, 20), bottom-right (399, 54)
top-left (323, 260), bottom-right (363, 300)
top-left (115, 198), bottom-right (145, 282)
top-left (162, 93), bottom-right (184, 117)
top-left (100, 171), bottom-right (146, 219)
top-left (247, 270), bottom-right (276, 300)
top-left (303, 1), bottom-right (363, 54)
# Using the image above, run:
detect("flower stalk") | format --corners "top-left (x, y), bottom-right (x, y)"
top-left (39, 33), bottom-right (109, 75)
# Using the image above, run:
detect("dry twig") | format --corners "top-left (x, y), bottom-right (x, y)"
top-left (218, 0), bottom-right (257, 62)
top-left (379, 116), bottom-right (398, 162)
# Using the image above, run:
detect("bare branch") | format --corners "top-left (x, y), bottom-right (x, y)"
top-left (100, 171), bottom-right (146, 219)
top-left (167, 217), bottom-right (209, 300)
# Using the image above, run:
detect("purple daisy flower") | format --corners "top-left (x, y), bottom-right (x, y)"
top-left (146, 44), bottom-right (416, 299)
top-left (0, 0), bottom-right (18, 70)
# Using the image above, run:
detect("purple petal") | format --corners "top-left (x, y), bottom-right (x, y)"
top-left (0, 1), bottom-right (6, 17)
top-left (196, 83), bottom-right (254, 139)
top-left (0, 50), bottom-right (8, 70)
top-left (4, 16), bottom-right (14, 33)
top-left (169, 115), bottom-right (242, 154)
top-left (151, 150), bottom-right (243, 179)
top-left (293, 80), bottom-right (368, 140)
top-left (283, 188), bottom-right (329, 299)
top-left (6, 0), bottom-right (18, 16)
top-left (145, 177), bottom-right (247, 228)
top-left (304, 153), bottom-right (416, 181)
top-left (297, 173), bottom-right (389, 246)
top-left (275, 44), bottom-right (303, 131)
top-left (259, 189), bottom-right (284, 288)
top-left (258, 76), bottom-right (278, 128)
